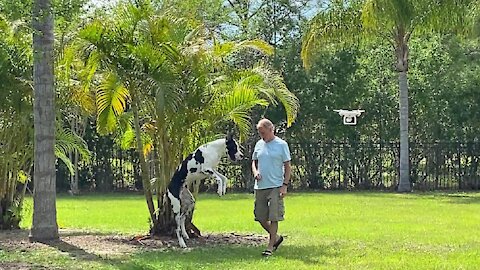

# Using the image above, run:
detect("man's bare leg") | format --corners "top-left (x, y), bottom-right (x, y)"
top-left (259, 220), bottom-right (270, 233)
top-left (258, 220), bottom-right (279, 251)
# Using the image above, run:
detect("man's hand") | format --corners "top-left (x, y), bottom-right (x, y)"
top-left (280, 185), bottom-right (287, 198)
top-left (252, 160), bottom-right (261, 181)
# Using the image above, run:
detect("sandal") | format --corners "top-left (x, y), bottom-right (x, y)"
top-left (273, 235), bottom-right (284, 251)
top-left (262, 250), bottom-right (273, 256)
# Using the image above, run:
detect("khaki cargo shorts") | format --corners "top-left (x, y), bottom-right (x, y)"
top-left (254, 187), bottom-right (285, 222)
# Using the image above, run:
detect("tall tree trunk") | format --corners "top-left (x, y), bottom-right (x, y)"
top-left (241, 110), bottom-right (262, 191)
top-left (395, 30), bottom-right (411, 192)
top-left (151, 87), bottom-right (177, 236)
top-left (69, 117), bottom-right (79, 195)
top-left (72, 150), bottom-right (79, 193)
top-left (398, 70), bottom-right (411, 192)
top-left (131, 93), bottom-right (157, 230)
top-left (30, 0), bottom-right (59, 241)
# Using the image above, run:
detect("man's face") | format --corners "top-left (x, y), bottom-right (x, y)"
top-left (257, 126), bottom-right (272, 140)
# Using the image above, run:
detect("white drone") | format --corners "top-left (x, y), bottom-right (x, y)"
top-left (333, 109), bottom-right (365, 125)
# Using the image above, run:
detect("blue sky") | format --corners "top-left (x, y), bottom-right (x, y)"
top-left (88, 0), bottom-right (320, 21)
top-left (89, 0), bottom-right (118, 8)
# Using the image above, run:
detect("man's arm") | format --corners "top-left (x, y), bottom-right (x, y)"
top-left (280, 161), bottom-right (291, 197)
top-left (252, 160), bottom-right (261, 180)
top-left (283, 161), bottom-right (291, 184)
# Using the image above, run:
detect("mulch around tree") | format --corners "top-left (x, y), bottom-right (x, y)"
top-left (0, 229), bottom-right (267, 269)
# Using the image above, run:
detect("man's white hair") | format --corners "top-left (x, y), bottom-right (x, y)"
top-left (257, 118), bottom-right (274, 130)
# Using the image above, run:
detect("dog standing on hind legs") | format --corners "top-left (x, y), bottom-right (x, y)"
top-left (167, 135), bottom-right (243, 248)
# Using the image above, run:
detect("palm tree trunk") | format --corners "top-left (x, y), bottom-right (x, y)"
top-left (151, 125), bottom-right (173, 235)
top-left (30, 0), bottom-right (59, 241)
top-left (395, 30), bottom-right (412, 192)
top-left (69, 117), bottom-right (79, 195)
top-left (151, 88), bottom-right (178, 236)
top-left (398, 71), bottom-right (411, 192)
top-left (131, 94), bottom-right (157, 229)
top-left (73, 150), bottom-right (79, 194)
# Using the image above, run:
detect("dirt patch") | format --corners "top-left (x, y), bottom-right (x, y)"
top-left (0, 262), bottom-right (49, 270)
top-left (127, 232), bottom-right (267, 250)
top-left (0, 229), bottom-right (267, 257)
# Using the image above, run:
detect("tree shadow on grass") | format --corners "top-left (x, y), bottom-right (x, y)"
top-left (271, 243), bottom-right (339, 265)
top-left (392, 191), bottom-right (480, 204)
top-left (60, 229), bottom-right (117, 237)
top-left (320, 190), bottom-right (480, 204)
top-left (2, 230), bottom-right (342, 270)
top-left (40, 239), bottom-right (101, 261)
top-left (0, 229), bottom-right (128, 269)
top-left (442, 193), bottom-right (480, 204)
top-left (112, 242), bottom-right (338, 270)
top-left (197, 193), bottom-right (253, 202)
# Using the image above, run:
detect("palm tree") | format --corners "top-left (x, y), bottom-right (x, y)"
top-left (0, 113), bottom-right (34, 229)
top-left (30, 0), bottom-right (58, 240)
top-left (302, 0), bottom-right (474, 192)
top-left (77, 1), bottom-right (298, 235)
top-left (0, 14), bottom-right (91, 230)
top-left (56, 27), bottom-right (98, 195)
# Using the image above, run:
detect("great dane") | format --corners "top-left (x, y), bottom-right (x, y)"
top-left (167, 135), bottom-right (243, 248)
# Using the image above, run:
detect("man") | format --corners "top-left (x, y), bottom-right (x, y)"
top-left (251, 118), bottom-right (291, 256)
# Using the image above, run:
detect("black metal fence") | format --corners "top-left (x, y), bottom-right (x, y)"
top-left (65, 141), bottom-right (480, 192)
top-left (224, 141), bottom-right (480, 191)
top-left (58, 148), bottom-right (141, 192)
top-left (288, 141), bottom-right (399, 190)
top-left (409, 141), bottom-right (480, 190)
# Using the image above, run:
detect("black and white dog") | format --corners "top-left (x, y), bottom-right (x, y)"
top-left (167, 135), bottom-right (243, 248)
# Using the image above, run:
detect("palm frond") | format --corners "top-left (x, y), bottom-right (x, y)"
top-left (414, 0), bottom-right (474, 35)
top-left (56, 44), bottom-right (97, 115)
top-left (55, 128), bottom-right (91, 162)
top-left (54, 128), bottom-right (91, 176)
top-left (249, 66), bottom-right (300, 127)
top-left (237, 39), bottom-right (275, 55)
top-left (362, 0), bottom-right (415, 31)
top-left (117, 122), bottom-right (154, 157)
top-left (214, 86), bottom-right (269, 140)
top-left (302, 1), bottom-right (363, 69)
top-left (214, 39), bottom-right (274, 59)
top-left (96, 73), bottom-right (131, 135)
top-left (120, 129), bottom-right (136, 150)
top-left (55, 149), bottom-right (75, 176)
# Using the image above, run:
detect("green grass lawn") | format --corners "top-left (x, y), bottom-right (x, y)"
top-left (2, 191), bottom-right (480, 269)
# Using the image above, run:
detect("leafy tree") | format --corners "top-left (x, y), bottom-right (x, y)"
top-left (0, 10), bottom-right (90, 230)
top-left (76, 0), bottom-right (298, 235)
top-left (0, 15), bottom-right (34, 229)
top-left (302, 0), bottom-right (475, 192)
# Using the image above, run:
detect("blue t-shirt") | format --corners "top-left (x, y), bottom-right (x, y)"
top-left (252, 137), bottom-right (291, 190)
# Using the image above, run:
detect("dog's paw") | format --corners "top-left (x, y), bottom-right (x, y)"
top-left (179, 239), bottom-right (187, 248)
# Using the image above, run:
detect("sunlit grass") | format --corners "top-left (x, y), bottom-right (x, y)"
top-left (7, 191), bottom-right (480, 269)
